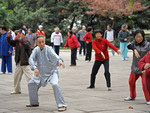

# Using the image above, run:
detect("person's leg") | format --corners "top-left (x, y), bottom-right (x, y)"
top-left (50, 72), bottom-right (67, 108)
top-left (85, 43), bottom-right (89, 61)
top-left (71, 49), bottom-right (76, 65)
top-left (88, 60), bottom-right (102, 88)
top-left (73, 48), bottom-right (77, 65)
top-left (129, 72), bottom-right (140, 99)
top-left (28, 80), bottom-right (41, 106)
top-left (124, 42), bottom-right (128, 59)
top-left (6, 55), bottom-right (12, 73)
top-left (22, 65), bottom-right (33, 82)
top-left (141, 74), bottom-right (150, 102)
top-left (1, 56), bottom-right (6, 73)
top-left (13, 63), bottom-right (23, 93)
top-left (120, 42), bottom-right (125, 60)
top-left (54, 46), bottom-right (60, 56)
top-left (79, 41), bottom-right (83, 55)
top-left (103, 59), bottom-right (111, 88)
top-left (89, 42), bottom-right (92, 61)
top-left (83, 41), bottom-right (86, 56)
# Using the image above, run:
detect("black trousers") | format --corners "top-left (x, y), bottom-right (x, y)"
top-left (71, 48), bottom-right (77, 65)
top-left (79, 41), bottom-right (86, 55)
top-left (85, 42), bottom-right (92, 61)
top-left (54, 46), bottom-right (60, 56)
top-left (90, 59), bottom-right (111, 87)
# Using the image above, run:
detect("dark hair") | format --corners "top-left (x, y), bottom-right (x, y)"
top-left (1, 26), bottom-right (7, 31)
top-left (107, 24), bottom-right (112, 28)
top-left (94, 29), bottom-right (103, 36)
top-left (87, 27), bottom-right (92, 32)
top-left (68, 30), bottom-right (73, 35)
top-left (36, 35), bottom-right (45, 40)
top-left (28, 28), bottom-right (33, 32)
top-left (133, 29), bottom-right (145, 39)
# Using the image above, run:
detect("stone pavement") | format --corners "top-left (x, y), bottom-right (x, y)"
top-left (0, 51), bottom-right (150, 113)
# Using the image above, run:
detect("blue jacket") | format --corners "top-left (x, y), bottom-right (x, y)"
top-left (1, 32), bottom-right (13, 56)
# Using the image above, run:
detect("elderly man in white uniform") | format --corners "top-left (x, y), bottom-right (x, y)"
top-left (26, 35), bottom-right (67, 112)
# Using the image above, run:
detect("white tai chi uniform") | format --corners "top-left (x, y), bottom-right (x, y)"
top-left (28, 45), bottom-right (67, 107)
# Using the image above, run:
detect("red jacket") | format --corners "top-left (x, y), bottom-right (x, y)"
top-left (36, 30), bottom-right (46, 37)
top-left (92, 38), bottom-right (118, 61)
top-left (83, 32), bottom-right (92, 43)
top-left (138, 51), bottom-right (150, 92)
top-left (64, 35), bottom-right (79, 49)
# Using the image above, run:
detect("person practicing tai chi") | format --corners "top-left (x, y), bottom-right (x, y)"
top-left (124, 30), bottom-right (150, 105)
top-left (7, 29), bottom-right (33, 94)
top-left (138, 51), bottom-right (150, 94)
top-left (26, 35), bottom-right (67, 112)
top-left (87, 30), bottom-right (121, 91)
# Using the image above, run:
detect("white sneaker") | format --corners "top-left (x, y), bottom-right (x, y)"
top-left (85, 61), bottom-right (89, 63)
top-left (146, 101), bottom-right (150, 105)
top-left (124, 97), bottom-right (135, 101)
top-left (10, 91), bottom-right (21, 94)
top-left (8, 72), bottom-right (12, 75)
top-left (124, 58), bottom-right (128, 61)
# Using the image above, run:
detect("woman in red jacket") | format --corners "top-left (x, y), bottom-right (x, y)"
top-left (83, 27), bottom-right (93, 62)
top-left (64, 30), bottom-right (79, 66)
top-left (138, 51), bottom-right (150, 94)
top-left (87, 30), bottom-right (121, 90)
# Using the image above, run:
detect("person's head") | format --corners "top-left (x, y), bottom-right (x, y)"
top-left (36, 35), bottom-right (45, 49)
top-left (72, 27), bottom-right (77, 33)
top-left (121, 24), bottom-right (127, 31)
top-left (38, 25), bottom-right (43, 31)
top-left (28, 28), bottom-right (33, 34)
top-left (54, 27), bottom-right (60, 33)
top-left (95, 30), bottom-right (103, 39)
top-left (133, 30), bottom-right (145, 44)
top-left (107, 25), bottom-right (112, 31)
top-left (8, 27), bottom-right (12, 31)
top-left (18, 29), bottom-right (26, 39)
top-left (1, 26), bottom-right (7, 34)
top-left (22, 25), bottom-right (27, 29)
top-left (82, 25), bottom-right (86, 31)
top-left (67, 30), bottom-right (73, 37)
top-left (87, 27), bottom-right (92, 33)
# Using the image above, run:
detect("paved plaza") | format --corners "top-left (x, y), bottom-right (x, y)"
top-left (0, 50), bottom-right (150, 113)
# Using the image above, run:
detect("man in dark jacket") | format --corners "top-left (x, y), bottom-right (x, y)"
top-left (7, 29), bottom-right (33, 94)
top-left (118, 24), bottom-right (130, 61)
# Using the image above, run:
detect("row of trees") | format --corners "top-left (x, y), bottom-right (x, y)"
top-left (0, 0), bottom-right (150, 37)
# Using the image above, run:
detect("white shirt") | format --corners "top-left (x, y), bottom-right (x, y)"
top-left (51, 32), bottom-right (63, 46)
top-left (11, 31), bottom-right (16, 40)
top-left (106, 30), bottom-right (114, 42)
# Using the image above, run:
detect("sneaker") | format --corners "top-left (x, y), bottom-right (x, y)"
top-left (121, 58), bottom-right (124, 61)
top-left (124, 58), bottom-right (128, 61)
top-left (70, 64), bottom-right (76, 67)
top-left (87, 86), bottom-right (95, 89)
top-left (85, 60), bottom-right (89, 63)
top-left (8, 72), bottom-right (12, 75)
top-left (124, 97), bottom-right (135, 101)
top-left (10, 91), bottom-right (21, 94)
top-left (58, 106), bottom-right (67, 112)
top-left (108, 87), bottom-right (112, 91)
top-left (146, 101), bottom-right (150, 105)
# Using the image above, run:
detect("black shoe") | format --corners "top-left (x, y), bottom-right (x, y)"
top-left (26, 104), bottom-right (39, 107)
top-left (70, 64), bottom-right (76, 67)
top-left (87, 86), bottom-right (95, 89)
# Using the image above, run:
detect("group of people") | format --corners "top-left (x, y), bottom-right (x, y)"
top-left (0, 23), bottom-right (150, 112)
